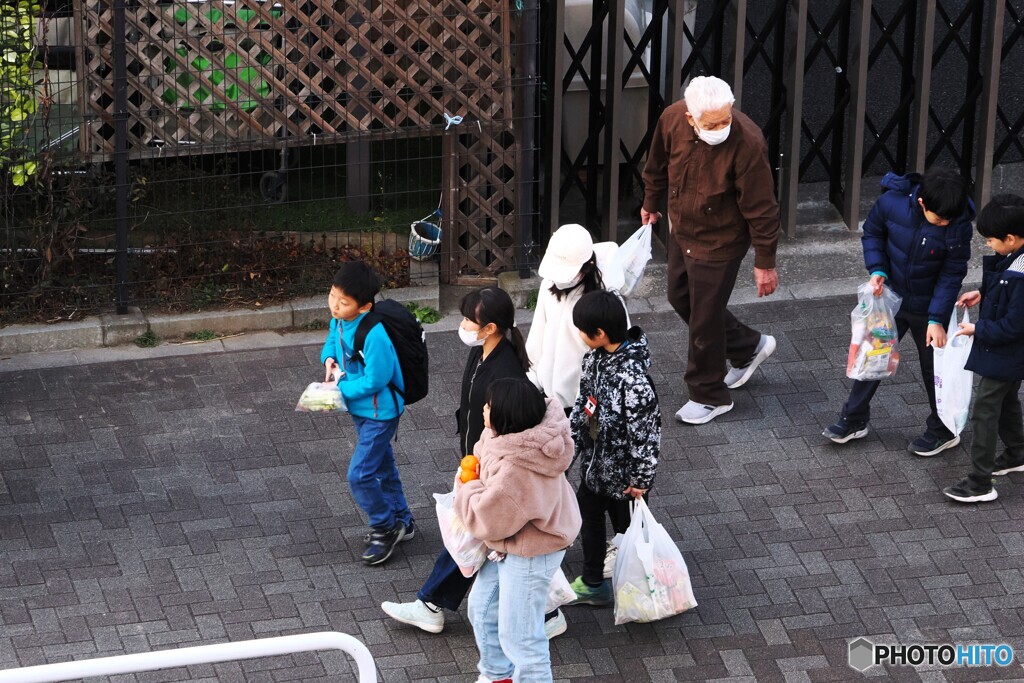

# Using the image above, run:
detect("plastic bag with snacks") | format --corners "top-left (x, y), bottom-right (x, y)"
top-left (612, 499), bottom-right (697, 624)
top-left (295, 382), bottom-right (347, 412)
top-left (846, 283), bottom-right (902, 381)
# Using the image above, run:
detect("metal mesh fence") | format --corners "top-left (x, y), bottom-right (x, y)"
top-left (1, 0), bottom-right (540, 326)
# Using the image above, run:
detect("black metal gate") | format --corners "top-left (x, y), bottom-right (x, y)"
top-left (542, 0), bottom-right (1024, 243)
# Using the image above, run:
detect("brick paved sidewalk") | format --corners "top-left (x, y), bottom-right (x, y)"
top-left (2, 297), bottom-right (1023, 682)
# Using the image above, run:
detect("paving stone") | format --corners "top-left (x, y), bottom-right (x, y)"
top-left (3, 301), bottom-right (1024, 681)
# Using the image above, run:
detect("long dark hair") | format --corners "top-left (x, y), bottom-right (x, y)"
top-left (460, 287), bottom-right (531, 372)
top-left (548, 252), bottom-right (605, 301)
top-left (486, 378), bottom-right (546, 436)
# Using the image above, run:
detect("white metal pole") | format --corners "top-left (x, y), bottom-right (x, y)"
top-left (0, 632), bottom-right (376, 683)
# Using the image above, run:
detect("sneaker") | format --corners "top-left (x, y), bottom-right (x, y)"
top-left (725, 334), bottom-right (777, 389)
top-left (993, 450), bottom-right (1024, 476)
top-left (364, 518), bottom-right (415, 544)
top-left (361, 523), bottom-right (405, 565)
top-left (822, 417), bottom-right (868, 444)
top-left (474, 677), bottom-right (512, 683)
top-left (909, 432), bottom-right (961, 457)
top-left (943, 477), bottom-right (998, 503)
top-left (602, 542), bottom-right (618, 579)
top-left (675, 400), bottom-right (734, 425)
top-left (381, 599), bottom-right (444, 633)
top-left (567, 576), bottom-right (613, 606)
top-left (544, 609), bottom-right (567, 639)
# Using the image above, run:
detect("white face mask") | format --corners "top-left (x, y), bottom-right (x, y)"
top-left (458, 324), bottom-right (486, 347)
top-left (553, 272), bottom-right (585, 290)
top-left (695, 122), bottom-right (731, 146)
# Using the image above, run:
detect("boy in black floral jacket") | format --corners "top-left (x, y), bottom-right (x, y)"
top-left (567, 291), bottom-right (661, 606)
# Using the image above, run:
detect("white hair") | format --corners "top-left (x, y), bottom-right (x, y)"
top-left (683, 76), bottom-right (736, 121)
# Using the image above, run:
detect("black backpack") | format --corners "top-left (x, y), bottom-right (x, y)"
top-left (352, 299), bottom-right (429, 406)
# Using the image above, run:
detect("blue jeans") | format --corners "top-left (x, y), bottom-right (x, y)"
top-left (418, 547), bottom-right (474, 611)
top-left (468, 549), bottom-right (565, 683)
top-left (348, 415), bottom-right (411, 531)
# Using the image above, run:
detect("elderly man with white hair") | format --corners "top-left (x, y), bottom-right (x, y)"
top-left (641, 75), bottom-right (780, 424)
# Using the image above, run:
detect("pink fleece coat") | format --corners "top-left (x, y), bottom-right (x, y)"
top-left (454, 398), bottom-right (582, 558)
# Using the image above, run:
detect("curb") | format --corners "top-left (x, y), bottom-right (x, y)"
top-left (0, 282), bottom-right (439, 357)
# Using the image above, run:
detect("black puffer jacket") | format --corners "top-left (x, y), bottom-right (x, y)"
top-left (570, 327), bottom-right (661, 499)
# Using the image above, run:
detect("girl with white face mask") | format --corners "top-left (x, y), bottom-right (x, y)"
top-left (385, 287), bottom-right (568, 637)
top-left (526, 223), bottom-right (627, 412)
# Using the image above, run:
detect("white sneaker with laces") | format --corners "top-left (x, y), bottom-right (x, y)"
top-left (602, 542), bottom-right (618, 579)
top-left (725, 334), bottom-right (777, 389)
top-left (544, 609), bottom-right (567, 639)
top-left (675, 400), bottom-right (734, 424)
top-left (381, 599), bottom-right (444, 634)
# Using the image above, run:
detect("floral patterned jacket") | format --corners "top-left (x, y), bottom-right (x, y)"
top-left (570, 327), bottom-right (661, 499)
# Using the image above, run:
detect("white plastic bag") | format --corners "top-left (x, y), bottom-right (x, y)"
top-left (612, 499), bottom-right (697, 624)
top-left (933, 308), bottom-right (974, 437)
top-left (846, 283), bottom-right (903, 381)
top-left (433, 490), bottom-right (487, 577)
top-left (295, 382), bottom-right (347, 412)
top-left (613, 224), bottom-right (653, 297)
top-left (545, 567), bottom-right (575, 612)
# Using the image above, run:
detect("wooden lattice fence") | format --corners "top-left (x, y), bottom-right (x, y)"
top-left (73, 0), bottom-right (521, 280)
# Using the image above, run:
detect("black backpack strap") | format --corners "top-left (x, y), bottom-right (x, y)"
top-left (351, 311), bottom-right (402, 410)
top-left (351, 311), bottom-right (384, 363)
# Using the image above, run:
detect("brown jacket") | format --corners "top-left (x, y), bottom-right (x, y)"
top-left (642, 103), bottom-right (780, 269)
top-left (454, 398), bottom-right (582, 558)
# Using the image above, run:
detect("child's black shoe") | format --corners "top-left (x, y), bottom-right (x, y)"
top-left (943, 477), bottom-right (998, 503)
top-left (993, 450), bottom-right (1024, 476)
top-left (362, 523), bottom-right (406, 565)
top-left (822, 417), bottom-right (868, 444)
top-left (909, 431), bottom-right (960, 457)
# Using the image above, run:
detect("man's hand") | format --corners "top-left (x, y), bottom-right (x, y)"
top-left (869, 273), bottom-right (886, 297)
top-left (958, 321), bottom-right (976, 337)
top-left (754, 267), bottom-right (779, 297)
top-left (623, 486), bottom-right (647, 499)
top-left (957, 290), bottom-right (981, 308)
top-left (640, 207), bottom-right (662, 226)
top-left (324, 358), bottom-right (339, 382)
top-left (926, 323), bottom-right (947, 348)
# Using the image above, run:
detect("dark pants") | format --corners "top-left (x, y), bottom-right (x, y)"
top-left (968, 376), bottom-right (1024, 485)
top-left (418, 547), bottom-right (474, 611)
top-left (577, 479), bottom-right (639, 586)
top-left (667, 235), bottom-right (761, 405)
top-left (841, 311), bottom-right (949, 438)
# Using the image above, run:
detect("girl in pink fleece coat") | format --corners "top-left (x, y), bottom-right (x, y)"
top-left (455, 378), bottom-right (582, 683)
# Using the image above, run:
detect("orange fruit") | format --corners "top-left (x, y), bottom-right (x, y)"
top-left (459, 468), bottom-right (478, 483)
top-left (461, 455), bottom-right (479, 471)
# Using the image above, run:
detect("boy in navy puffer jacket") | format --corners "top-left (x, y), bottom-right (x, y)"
top-left (943, 195), bottom-right (1024, 503)
top-left (823, 167), bottom-right (974, 456)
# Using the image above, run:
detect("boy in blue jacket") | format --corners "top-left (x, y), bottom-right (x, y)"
top-left (824, 167), bottom-right (974, 456)
top-left (321, 261), bottom-right (412, 565)
top-left (943, 195), bottom-right (1024, 503)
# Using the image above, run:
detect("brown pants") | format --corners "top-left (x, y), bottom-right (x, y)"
top-left (667, 235), bottom-right (761, 405)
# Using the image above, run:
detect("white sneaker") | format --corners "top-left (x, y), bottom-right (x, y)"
top-left (725, 334), bottom-right (776, 388)
top-left (602, 542), bottom-right (618, 579)
top-left (381, 599), bottom-right (444, 634)
top-left (675, 400), bottom-right (734, 424)
top-left (544, 609), bottom-right (567, 639)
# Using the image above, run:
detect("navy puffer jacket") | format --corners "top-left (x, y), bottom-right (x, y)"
top-left (861, 172), bottom-right (974, 323)
top-left (965, 248), bottom-right (1024, 381)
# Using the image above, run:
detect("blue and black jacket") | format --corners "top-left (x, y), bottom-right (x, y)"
top-left (965, 246), bottom-right (1024, 382)
top-left (861, 172), bottom-right (974, 324)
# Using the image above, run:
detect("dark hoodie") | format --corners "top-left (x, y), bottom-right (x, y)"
top-left (861, 172), bottom-right (975, 323)
top-left (570, 326), bottom-right (661, 500)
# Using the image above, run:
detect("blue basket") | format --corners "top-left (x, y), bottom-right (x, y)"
top-left (409, 215), bottom-right (442, 261)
